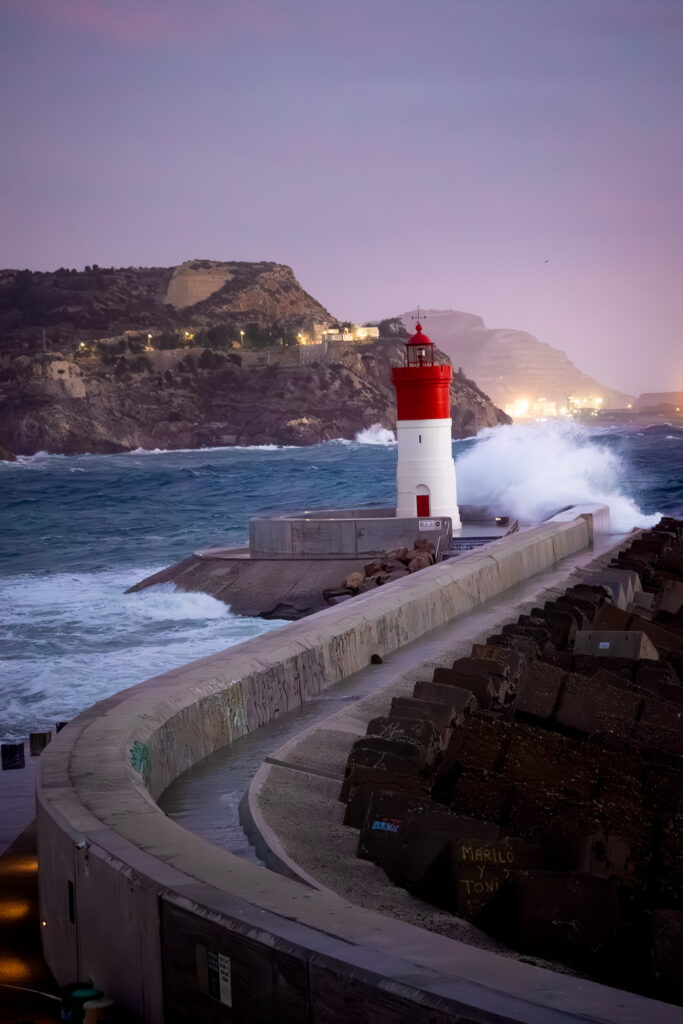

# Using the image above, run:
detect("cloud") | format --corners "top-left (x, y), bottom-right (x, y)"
top-left (4, 0), bottom-right (287, 50)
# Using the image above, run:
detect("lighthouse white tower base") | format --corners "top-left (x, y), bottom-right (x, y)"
top-left (395, 419), bottom-right (461, 527)
top-left (391, 321), bottom-right (461, 533)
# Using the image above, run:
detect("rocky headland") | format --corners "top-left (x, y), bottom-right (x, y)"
top-left (0, 262), bottom-right (509, 455)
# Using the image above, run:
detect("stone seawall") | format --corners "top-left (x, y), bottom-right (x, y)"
top-left (37, 514), bottom-right (677, 1023)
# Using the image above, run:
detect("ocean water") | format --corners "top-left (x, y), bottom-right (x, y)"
top-left (1, 421), bottom-right (682, 742)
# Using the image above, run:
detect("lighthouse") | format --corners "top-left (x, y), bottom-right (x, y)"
top-left (391, 321), bottom-right (461, 529)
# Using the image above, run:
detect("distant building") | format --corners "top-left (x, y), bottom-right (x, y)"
top-left (319, 324), bottom-right (380, 343)
top-left (635, 392), bottom-right (683, 413)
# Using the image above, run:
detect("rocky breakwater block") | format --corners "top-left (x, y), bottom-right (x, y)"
top-left (357, 789), bottom-right (437, 869)
top-left (658, 578), bottom-right (683, 614)
top-left (631, 536), bottom-right (673, 560)
top-left (400, 822), bottom-right (504, 902)
top-left (574, 629), bottom-right (660, 661)
top-left (527, 606), bottom-right (578, 648)
top-left (657, 817), bottom-right (683, 908)
top-left (444, 713), bottom-right (511, 777)
top-left (389, 696), bottom-right (466, 746)
top-left (501, 621), bottom-right (553, 646)
top-left (470, 644), bottom-right (527, 689)
top-left (363, 794), bottom-right (501, 896)
top-left (547, 830), bottom-right (645, 889)
top-left (582, 568), bottom-right (642, 610)
top-left (479, 870), bottom-right (621, 965)
top-left (452, 655), bottom-right (516, 704)
top-left (505, 723), bottom-right (598, 802)
top-left (650, 909), bottom-right (683, 1004)
top-left (629, 612), bottom-right (683, 653)
top-left (633, 658), bottom-right (683, 698)
top-left (591, 602), bottom-right (633, 632)
top-left (341, 734), bottom-right (437, 824)
top-left (367, 715), bottom-right (444, 756)
top-left (543, 598), bottom-right (589, 630)
top-left (412, 680), bottom-right (478, 718)
top-left (610, 552), bottom-right (657, 585)
top-left (634, 697), bottom-right (683, 756)
top-left (555, 672), bottom-right (643, 738)
top-left (449, 837), bottom-right (543, 920)
top-left (432, 667), bottom-right (500, 711)
top-left (514, 661), bottom-right (564, 720)
top-left (485, 633), bottom-right (549, 662)
top-left (557, 592), bottom-right (602, 622)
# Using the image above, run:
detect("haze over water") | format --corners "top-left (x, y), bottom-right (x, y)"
top-left (1, 421), bottom-right (681, 742)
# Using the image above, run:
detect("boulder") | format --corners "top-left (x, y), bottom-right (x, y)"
top-left (408, 553), bottom-right (432, 573)
top-left (342, 571), bottom-right (364, 590)
top-left (363, 560), bottom-right (387, 578)
top-left (413, 538), bottom-right (436, 556)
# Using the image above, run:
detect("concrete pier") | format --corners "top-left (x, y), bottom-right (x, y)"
top-left (35, 509), bottom-right (681, 1023)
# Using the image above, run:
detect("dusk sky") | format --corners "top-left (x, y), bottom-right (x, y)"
top-left (2, 0), bottom-right (682, 394)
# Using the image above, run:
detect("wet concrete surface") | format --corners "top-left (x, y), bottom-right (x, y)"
top-left (160, 533), bottom-right (630, 861)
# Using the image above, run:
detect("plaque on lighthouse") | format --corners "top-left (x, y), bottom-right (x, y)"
top-left (391, 319), bottom-right (461, 529)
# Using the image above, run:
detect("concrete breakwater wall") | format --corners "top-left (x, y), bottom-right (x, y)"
top-left (36, 514), bottom-right (662, 1024)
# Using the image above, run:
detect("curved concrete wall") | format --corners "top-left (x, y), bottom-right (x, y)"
top-left (38, 515), bottom-right (675, 1023)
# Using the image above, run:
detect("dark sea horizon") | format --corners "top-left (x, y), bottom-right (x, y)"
top-left (1, 420), bottom-right (682, 742)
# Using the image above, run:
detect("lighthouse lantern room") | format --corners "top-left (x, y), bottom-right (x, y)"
top-left (391, 322), bottom-right (461, 529)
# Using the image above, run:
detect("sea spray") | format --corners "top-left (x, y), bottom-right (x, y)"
top-left (0, 567), bottom-right (285, 741)
top-left (454, 420), bottom-right (660, 532)
top-left (355, 424), bottom-right (396, 445)
top-left (1, 426), bottom-right (679, 739)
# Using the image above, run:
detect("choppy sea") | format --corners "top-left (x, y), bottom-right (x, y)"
top-left (1, 421), bottom-right (682, 742)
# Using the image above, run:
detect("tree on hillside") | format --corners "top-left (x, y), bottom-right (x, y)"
top-left (378, 317), bottom-right (409, 338)
top-left (206, 324), bottom-right (232, 349)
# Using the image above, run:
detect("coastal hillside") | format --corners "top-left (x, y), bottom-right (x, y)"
top-left (0, 260), bottom-right (332, 354)
top-left (399, 309), bottom-right (634, 412)
top-left (0, 263), bottom-right (509, 455)
top-left (0, 336), bottom-right (509, 456)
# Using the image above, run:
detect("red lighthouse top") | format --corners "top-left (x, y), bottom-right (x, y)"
top-left (392, 320), bottom-right (452, 420)
top-left (404, 322), bottom-right (434, 367)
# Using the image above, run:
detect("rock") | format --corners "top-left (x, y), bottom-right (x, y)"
top-left (408, 553), bottom-right (432, 573)
top-left (0, 443), bottom-right (16, 462)
top-left (386, 547), bottom-right (412, 564)
top-left (381, 569), bottom-right (409, 584)
top-left (364, 560), bottom-right (387, 578)
top-left (342, 571), bottom-right (364, 590)
top-left (413, 539), bottom-right (436, 556)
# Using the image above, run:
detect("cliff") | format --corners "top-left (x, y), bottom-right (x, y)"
top-left (0, 338), bottom-right (509, 455)
top-left (0, 260), bottom-right (332, 354)
top-left (399, 309), bottom-right (634, 412)
top-left (0, 264), bottom-right (509, 454)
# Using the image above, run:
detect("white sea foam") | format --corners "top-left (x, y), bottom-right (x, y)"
top-left (355, 423), bottom-right (396, 445)
top-left (127, 442), bottom-right (300, 455)
top-left (455, 421), bottom-right (660, 532)
top-left (0, 567), bottom-right (285, 741)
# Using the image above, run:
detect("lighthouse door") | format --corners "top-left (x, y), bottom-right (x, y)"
top-left (416, 494), bottom-right (430, 517)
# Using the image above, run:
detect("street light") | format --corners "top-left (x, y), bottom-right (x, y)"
top-left (147, 333), bottom-right (153, 351)
top-left (240, 330), bottom-right (245, 350)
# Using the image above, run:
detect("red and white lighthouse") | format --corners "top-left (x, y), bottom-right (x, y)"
top-left (391, 322), bottom-right (461, 528)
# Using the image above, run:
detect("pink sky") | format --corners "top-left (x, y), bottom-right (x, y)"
top-left (1, 0), bottom-right (682, 394)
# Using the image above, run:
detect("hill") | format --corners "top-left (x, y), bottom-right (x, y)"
top-left (398, 309), bottom-right (634, 413)
top-left (0, 260), bottom-right (332, 355)
top-left (0, 264), bottom-right (509, 455)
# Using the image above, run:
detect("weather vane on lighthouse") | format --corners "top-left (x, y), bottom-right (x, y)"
top-left (391, 311), bottom-right (461, 529)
